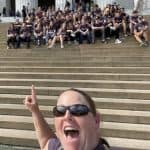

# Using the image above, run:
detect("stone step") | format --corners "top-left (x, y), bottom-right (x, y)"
top-left (0, 56), bottom-right (150, 62)
top-left (0, 128), bottom-right (38, 147)
top-left (0, 128), bottom-right (150, 150)
top-left (1, 42), bottom-right (148, 49)
top-left (0, 53), bottom-right (148, 58)
top-left (2, 44), bottom-right (147, 49)
top-left (1, 50), bottom-right (150, 58)
top-left (0, 55), bottom-right (150, 60)
top-left (101, 122), bottom-right (150, 140)
top-left (78, 50), bottom-right (150, 57)
top-left (0, 42), bottom-right (148, 50)
top-left (1, 86), bottom-right (150, 100)
top-left (1, 115), bottom-right (150, 140)
top-left (1, 61), bottom-right (150, 67)
top-left (0, 56), bottom-right (150, 64)
top-left (0, 63), bottom-right (149, 67)
top-left (0, 44), bottom-right (146, 51)
top-left (2, 47), bottom-right (150, 58)
top-left (1, 66), bottom-right (150, 74)
top-left (1, 56), bottom-right (150, 62)
top-left (78, 41), bottom-right (148, 48)
top-left (0, 104), bottom-right (150, 124)
top-left (0, 72), bottom-right (150, 81)
top-left (1, 78), bottom-right (150, 90)
top-left (0, 94), bottom-right (150, 111)
top-left (105, 137), bottom-right (150, 150)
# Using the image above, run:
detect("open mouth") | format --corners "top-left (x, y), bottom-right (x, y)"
top-left (64, 127), bottom-right (79, 138)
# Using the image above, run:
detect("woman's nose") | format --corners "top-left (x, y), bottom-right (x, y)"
top-left (64, 110), bottom-right (73, 120)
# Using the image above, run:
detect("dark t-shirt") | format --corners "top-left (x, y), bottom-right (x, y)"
top-left (93, 20), bottom-right (104, 27)
top-left (80, 24), bottom-right (89, 32)
top-left (134, 21), bottom-right (148, 32)
top-left (130, 15), bottom-right (138, 24)
top-left (47, 138), bottom-right (111, 150)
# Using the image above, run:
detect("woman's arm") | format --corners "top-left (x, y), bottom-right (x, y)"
top-left (24, 85), bottom-right (56, 150)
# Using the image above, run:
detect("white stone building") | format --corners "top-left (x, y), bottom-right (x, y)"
top-left (0, 0), bottom-right (149, 16)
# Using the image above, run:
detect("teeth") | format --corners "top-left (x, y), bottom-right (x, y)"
top-left (64, 127), bottom-right (77, 131)
top-left (64, 127), bottom-right (79, 137)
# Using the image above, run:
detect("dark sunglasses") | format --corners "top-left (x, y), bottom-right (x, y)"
top-left (53, 104), bottom-right (90, 117)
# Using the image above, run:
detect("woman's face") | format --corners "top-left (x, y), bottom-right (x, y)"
top-left (54, 90), bottom-right (100, 150)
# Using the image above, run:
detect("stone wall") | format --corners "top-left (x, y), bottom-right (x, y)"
top-left (0, 0), bottom-right (149, 16)
top-left (0, 0), bottom-right (6, 15)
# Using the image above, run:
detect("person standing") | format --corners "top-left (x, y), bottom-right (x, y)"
top-left (2, 7), bottom-right (6, 17)
top-left (22, 5), bottom-right (27, 22)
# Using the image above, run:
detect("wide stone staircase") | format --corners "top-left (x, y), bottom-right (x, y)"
top-left (0, 22), bottom-right (150, 150)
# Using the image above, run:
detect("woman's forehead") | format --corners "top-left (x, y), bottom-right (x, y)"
top-left (57, 90), bottom-right (89, 106)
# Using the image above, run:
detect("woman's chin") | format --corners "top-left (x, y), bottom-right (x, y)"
top-left (62, 135), bottom-right (80, 150)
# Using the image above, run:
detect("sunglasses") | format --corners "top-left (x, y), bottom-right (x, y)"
top-left (53, 104), bottom-right (90, 117)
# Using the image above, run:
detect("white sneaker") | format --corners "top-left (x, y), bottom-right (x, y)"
top-left (115, 39), bottom-right (122, 44)
top-left (124, 34), bottom-right (128, 37)
top-left (7, 46), bottom-right (10, 49)
top-left (47, 45), bottom-right (53, 49)
top-left (61, 45), bottom-right (64, 48)
top-left (74, 40), bottom-right (78, 45)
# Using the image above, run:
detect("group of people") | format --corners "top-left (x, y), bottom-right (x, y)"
top-left (6, 2), bottom-right (149, 49)
top-left (19, 2), bottom-right (149, 149)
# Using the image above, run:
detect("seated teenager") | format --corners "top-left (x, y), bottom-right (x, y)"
top-left (134, 16), bottom-right (149, 47)
top-left (78, 19), bottom-right (92, 44)
top-left (91, 16), bottom-right (105, 43)
top-left (6, 23), bottom-right (16, 49)
top-left (129, 10), bottom-right (139, 34)
top-left (16, 22), bottom-right (31, 48)
top-left (66, 21), bottom-right (77, 44)
top-left (48, 22), bottom-right (66, 49)
top-left (45, 21), bottom-right (56, 47)
top-left (110, 12), bottom-right (122, 44)
top-left (34, 23), bottom-right (43, 46)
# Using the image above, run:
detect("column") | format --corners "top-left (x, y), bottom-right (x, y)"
top-left (67, 0), bottom-right (73, 10)
top-left (134, 0), bottom-right (144, 12)
top-left (115, 0), bottom-right (134, 9)
top-left (15, 0), bottom-right (38, 14)
top-left (0, 0), bottom-right (6, 15)
top-left (95, 0), bottom-right (113, 9)
top-left (143, 0), bottom-right (150, 14)
top-left (55, 0), bottom-right (66, 10)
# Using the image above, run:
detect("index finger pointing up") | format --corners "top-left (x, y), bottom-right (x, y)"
top-left (31, 84), bottom-right (36, 102)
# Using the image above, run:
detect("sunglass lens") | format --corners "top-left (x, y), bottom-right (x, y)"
top-left (53, 106), bottom-right (66, 117)
top-left (53, 104), bottom-right (90, 117)
top-left (70, 104), bottom-right (89, 116)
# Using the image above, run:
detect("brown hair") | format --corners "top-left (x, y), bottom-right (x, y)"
top-left (62, 88), bottom-right (97, 116)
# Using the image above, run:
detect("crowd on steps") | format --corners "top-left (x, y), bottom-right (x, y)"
top-left (6, 1), bottom-right (149, 50)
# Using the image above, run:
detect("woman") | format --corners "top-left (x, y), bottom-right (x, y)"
top-left (24, 85), bottom-right (111, 150)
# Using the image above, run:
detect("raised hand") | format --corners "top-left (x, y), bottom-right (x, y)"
top-left (24, 85), bottom-right (39, 113)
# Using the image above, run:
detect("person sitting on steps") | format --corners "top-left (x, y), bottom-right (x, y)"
top-left (133, 16), bottom-right (149, 47)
